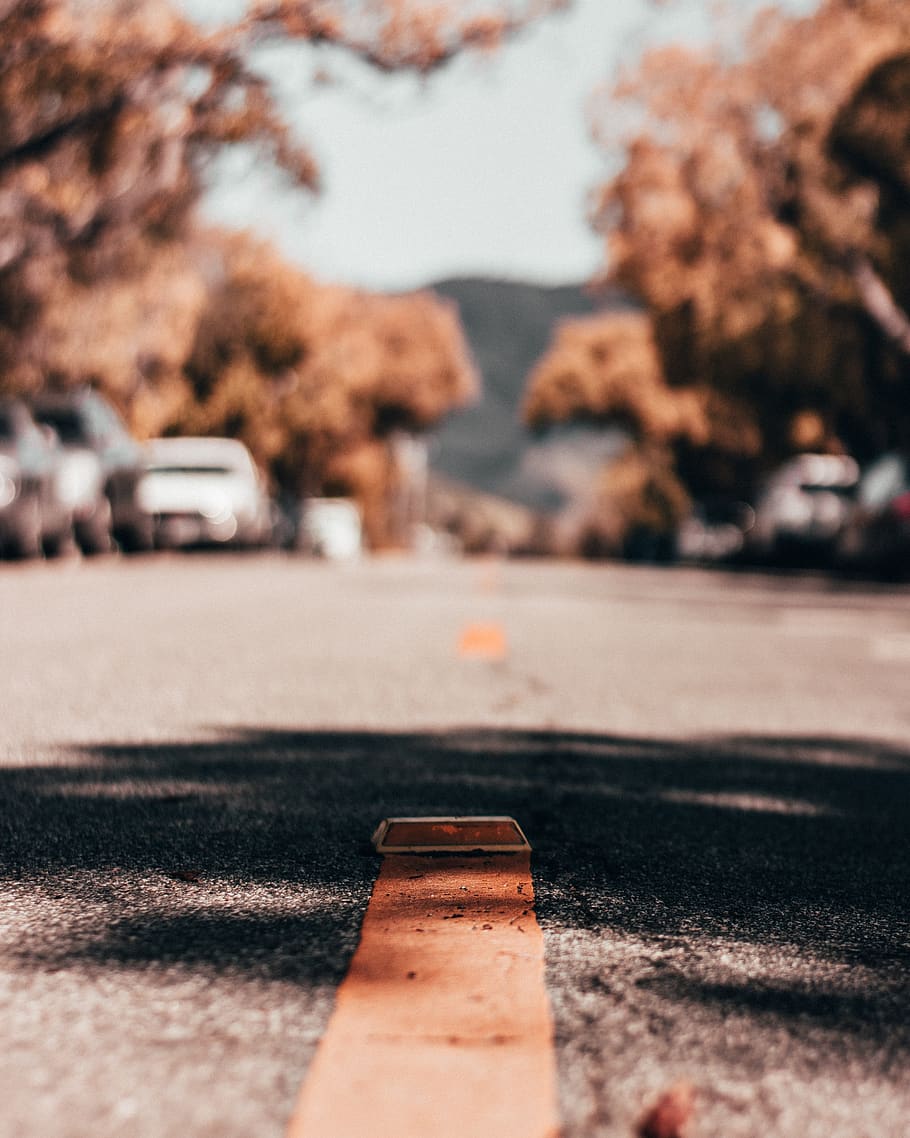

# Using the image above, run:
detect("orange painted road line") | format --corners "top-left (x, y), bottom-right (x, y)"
top-left (286, 853), bottom-right (560, 1138)
top-left (457, 621), bottom-right (508, 660)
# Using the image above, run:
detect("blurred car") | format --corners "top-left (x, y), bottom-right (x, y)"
top-left (746, 453), bottom-right (859, 565)
top-left (838, 452), bottom-right (910, 579)
top-left (677, 499), bottom-right (756, 565)
top-left (0, 398), bottom-right (73, 558)
top-left (31, 388), bottom-right (153, 553)
top-left (139, 437), bottom-right (274, 549)
top-left (295, 497), bottom-right (364, 560)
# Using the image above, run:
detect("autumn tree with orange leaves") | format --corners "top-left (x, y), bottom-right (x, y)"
top-left (525, 0), bottom-right (910, 551)
top-left (175, 230), bottom-right (477, 545)
top-left (0, 0), bottom-right (559, 541)
top-left (1, 0), bottom-right (560, 383)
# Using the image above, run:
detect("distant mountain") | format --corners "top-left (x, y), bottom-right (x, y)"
top-left (426, 277), bottom-right (631, 512)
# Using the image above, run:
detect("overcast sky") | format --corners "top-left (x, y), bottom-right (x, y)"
top-left (196, 0), bottom-right (816, 293)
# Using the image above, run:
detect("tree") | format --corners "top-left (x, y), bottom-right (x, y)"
top-left (1, 0), bottom-right (303, 387)
top-left (1, 0), bottom-right (558, 542)
top-left (1, 0), bottom-right (561, 384)
top-left (524, 0), bottom-right (910, 549)
top-left (522, 308), bottom-right (758, 551)
top-left (176, 229), bottom-right (478, 544)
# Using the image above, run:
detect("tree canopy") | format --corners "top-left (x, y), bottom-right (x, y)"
top-left (178, 229), bottom-right (478, 544)
top-left (524, 0), bottom-right (910, 547)
top-left (1, 0), bottom-right (557, 541)
top-left (1, 0), bottom-right (559, 364)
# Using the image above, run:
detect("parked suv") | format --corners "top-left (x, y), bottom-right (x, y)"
top-left (31, 389), bottom-right (153, 554)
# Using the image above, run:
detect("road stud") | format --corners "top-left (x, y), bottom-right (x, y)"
top-left (372, 815), bottom-right (531, 854)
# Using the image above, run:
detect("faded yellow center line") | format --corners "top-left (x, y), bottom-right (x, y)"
top-left (286, 853), bottom-right (560, 1138)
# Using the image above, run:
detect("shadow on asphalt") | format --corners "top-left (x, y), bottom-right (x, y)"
top-left (4, 728), bottom-right (909, 1039)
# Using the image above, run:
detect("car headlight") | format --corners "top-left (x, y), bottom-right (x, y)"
top-left (0, 466), bottom-right (17, 509)
top-left (199, 493), bottom-right (233, 523)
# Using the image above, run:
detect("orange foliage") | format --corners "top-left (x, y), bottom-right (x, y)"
top-left (525, 0), bottom-right (910, 550)
top-left (0, 0), bottom-right (557, 383)
top-left (590, 0), bottom-right (910, 456)
top-left (523, 309), bottom-right (760, 543)
top-left (1, 0), bottom-right (555, 543)
top-left (524, 311), bottom-right (708, 445)
top-left (171, 231), bottom-right (477, 541)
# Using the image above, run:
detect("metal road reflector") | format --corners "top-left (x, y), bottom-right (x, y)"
top-left (372, 816), bottom-right (531, 854)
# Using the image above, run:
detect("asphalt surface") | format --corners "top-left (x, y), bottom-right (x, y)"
top-left (1, 552), bottom-right (909, 1137)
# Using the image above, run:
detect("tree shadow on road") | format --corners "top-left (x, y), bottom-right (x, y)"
top-left (2, 727), bottom-right (909, 1040)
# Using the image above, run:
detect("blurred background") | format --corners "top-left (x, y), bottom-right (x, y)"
top-left (2, 0), bottom-right (908, 576)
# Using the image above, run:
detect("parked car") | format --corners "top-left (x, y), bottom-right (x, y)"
top-left (295, 497), bottom-right (364, 560)
top-left (677, 499), bottom-right (756, 565)
top-left (0, 398), bottom-right (73, 559)
top-left (31, 389), bottom-right (153, 553)
top-left (838, 452), bottom-right (910, 579)
top-left (138, 436), bottom-right (274, 549)
top-left (746, 453), bottom-right (859, 565)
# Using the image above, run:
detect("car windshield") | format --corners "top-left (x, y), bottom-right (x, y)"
top-left (798, 482), bottom-right (856, 497)
top-left (34, 408), bottom-right (89, 445)
top-left (858, 455), bottom-right (909, 508)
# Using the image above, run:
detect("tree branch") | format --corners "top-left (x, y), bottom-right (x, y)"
top-left (244, 0), bottom-right (570, 75)
top-left (849, 253), bottom-right (910, 356)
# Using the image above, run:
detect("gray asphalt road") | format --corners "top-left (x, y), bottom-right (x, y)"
top-left (1, 553), bottom-right (909, 1137)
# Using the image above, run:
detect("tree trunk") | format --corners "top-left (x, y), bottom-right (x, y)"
top-left (850, 255), bottom-right (910, 356)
